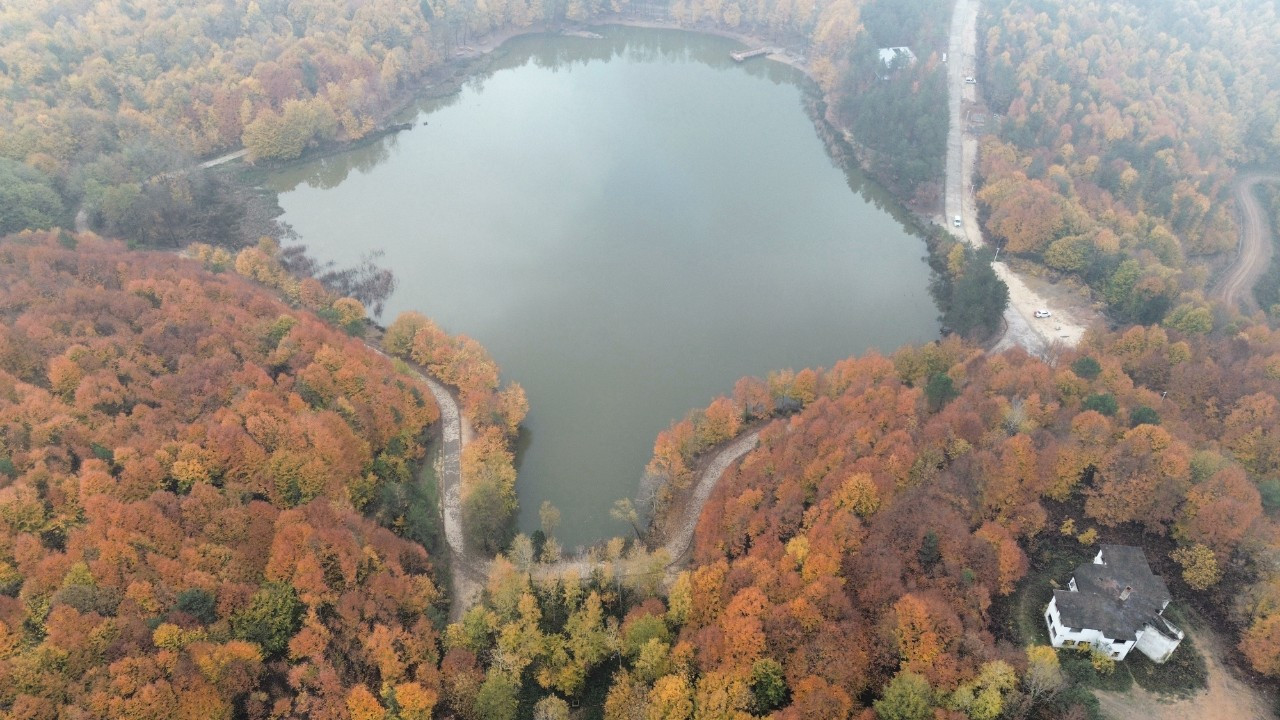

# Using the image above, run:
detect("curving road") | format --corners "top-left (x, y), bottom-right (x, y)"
top-left (944, 0), bottom-right (1093, 354)
top-left (396, 359), bottom-right (760, 620)
top-left (199, 148), bottom-right (247, 169)
top-left (662, 430), bottom-right (762, 568)
top-left (414, 371), bottom-right (490, 620)
top-left (74, 149), bottom-right (247, 235)
top-left (1216, 173), bottom-right (1280, 314)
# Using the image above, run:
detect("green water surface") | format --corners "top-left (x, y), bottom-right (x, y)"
top-left (266, 27), bottom-right (940, 548)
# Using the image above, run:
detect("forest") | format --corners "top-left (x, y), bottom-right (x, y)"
top-left (839, 0), bottom-right (951, 199)
top-left (0, 0), bottom-right (441, 248)
top-left (601, 322), bottom-right (1279, 719)
top-left (1251, 185), bottom-right (1280, 313)
top-left (381, 314), bottom-right (1280, 719)
top-left (0, 233), bottom-right (446, 718)
top-left (4, 0), bottom-right (1280, 717)
top-left (976, 0), bottom-right (1280, 322)
top-left (1, 231), bottom-right (1275, 716)
top-left (0, 0), bottom-right (960, 247)
top-left (6, 228), bottom-right (1280, 716)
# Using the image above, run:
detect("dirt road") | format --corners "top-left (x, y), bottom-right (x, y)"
top-left (413, 372), bottom-right (490, 621)
top-left (661, 430), bottom-right (762, 568)
top-left (1216, 173), bottom-right (1280, 314)
top-left (402, 357), bottom-right (759, 619)
top-left (198, 148), bottom-right (247, 169)
top-left (945, 0), bottom-right (1097, 354)
top-left (1094, 621), bottom-right (1275, 720)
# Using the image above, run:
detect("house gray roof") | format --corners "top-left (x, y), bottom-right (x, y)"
top-left (878, 46), bottom-right (917, 67)
top-left (1076, 545), bottom-right (1171, 605)
top-left (1054, 545), bottom-right (1174, 642)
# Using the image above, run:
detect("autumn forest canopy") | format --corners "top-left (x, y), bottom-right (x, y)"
top-left (4, 0), bottom-right (1280, 717)
top-left (0, 234), bottom-right (446, 718)
top-left (977, 0), bottom-right (1280, 322)
top-left (9, 233), bottom-right (1280, 720)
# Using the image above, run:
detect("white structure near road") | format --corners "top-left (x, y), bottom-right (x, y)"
top-left (878, 46), bottom-right (917, 68)
top-left (1045, 545), bottom-right (1184, 663)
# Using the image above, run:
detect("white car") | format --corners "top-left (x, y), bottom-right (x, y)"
top-left (1034, 309), bottom-right (1052, 318)
top-left (964, 76), bottom-right (976, 84)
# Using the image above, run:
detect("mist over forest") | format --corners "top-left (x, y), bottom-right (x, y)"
top-left (1, 0), bottom-right (1280, 718)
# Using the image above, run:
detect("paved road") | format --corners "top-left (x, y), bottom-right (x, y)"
top-left (944, 0), bottom-right (977, 231)
top-left (1216, 173), bottom-right (1280, 314)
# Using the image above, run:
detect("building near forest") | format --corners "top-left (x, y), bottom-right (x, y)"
top-left (1045, 545), bottom-right (1184, 662)
top-left (877, 46), bottom-right (917, 69)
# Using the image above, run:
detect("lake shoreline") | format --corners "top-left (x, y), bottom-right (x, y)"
top-left (266, 30), bottom-right (941, 547)
top-left (247, 19), bottom-right (933, 230)
top-left (446, 20), bottom-right (942, 236)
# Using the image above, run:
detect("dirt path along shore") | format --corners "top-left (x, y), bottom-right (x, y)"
top-left (395, 352), bottom-right (760, 619)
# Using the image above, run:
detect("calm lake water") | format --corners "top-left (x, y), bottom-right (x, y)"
top-left (266, 27), bottom-right (939, 548)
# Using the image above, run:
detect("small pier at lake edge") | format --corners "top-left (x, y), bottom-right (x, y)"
top-left (730, 47), bottom-right (780, 62)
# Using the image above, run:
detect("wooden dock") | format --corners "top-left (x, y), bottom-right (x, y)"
top-left (730, 47), bottom-right (779, 62)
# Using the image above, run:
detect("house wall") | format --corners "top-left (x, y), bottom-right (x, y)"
top-left (1135, 624), bottom-right (1181, 663)
top-left (1045, 597), bottom-right (1137, 660)
top-left (1056, 547), bottom-right (1180, 663)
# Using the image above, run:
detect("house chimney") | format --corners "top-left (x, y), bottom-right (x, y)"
top-left (1119, 585), bottom-right (1133, 602)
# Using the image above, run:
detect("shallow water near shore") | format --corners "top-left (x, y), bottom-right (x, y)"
top-left (266, 26), bottom-right (939, 549)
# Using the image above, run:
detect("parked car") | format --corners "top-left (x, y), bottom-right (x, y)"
top-left (964, 76), bottom-right (976, 84)
top-left (953, 215), bottom-right (962, 227)
top-left (1034, 309), bottom-right (1052, 318)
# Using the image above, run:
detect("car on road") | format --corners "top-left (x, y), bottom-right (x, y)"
top-left (964, 76), bottom-right (976, 84)
top-left (1034, 309), bottom-right (1052, 318)
top-left (953, 215), bottom-right (962, 227)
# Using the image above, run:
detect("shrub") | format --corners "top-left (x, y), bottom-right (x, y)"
top-left (1082, 393), bottom-right (1118, 416)
top-left (1129, 405), bottom-right (1160, 427)
top-left (750, 658), bottom-right (789, 713)
top-left (176, 588), bottom-right (218, 624)
top-left (1089, 648), bottom-right (1116, 676)
top-left (1071, 356), bottom-right (1101, 380)
top-left (231, 582), bottom-right (303, 657)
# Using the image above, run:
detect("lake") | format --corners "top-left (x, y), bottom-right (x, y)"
top-left (266, 26), bottom-right (940, 549)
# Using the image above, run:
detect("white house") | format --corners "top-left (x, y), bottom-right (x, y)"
top-left (877, 46), bottom-right (917, 70)
top-left (1044, 545), bottom-right (1184, 663)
